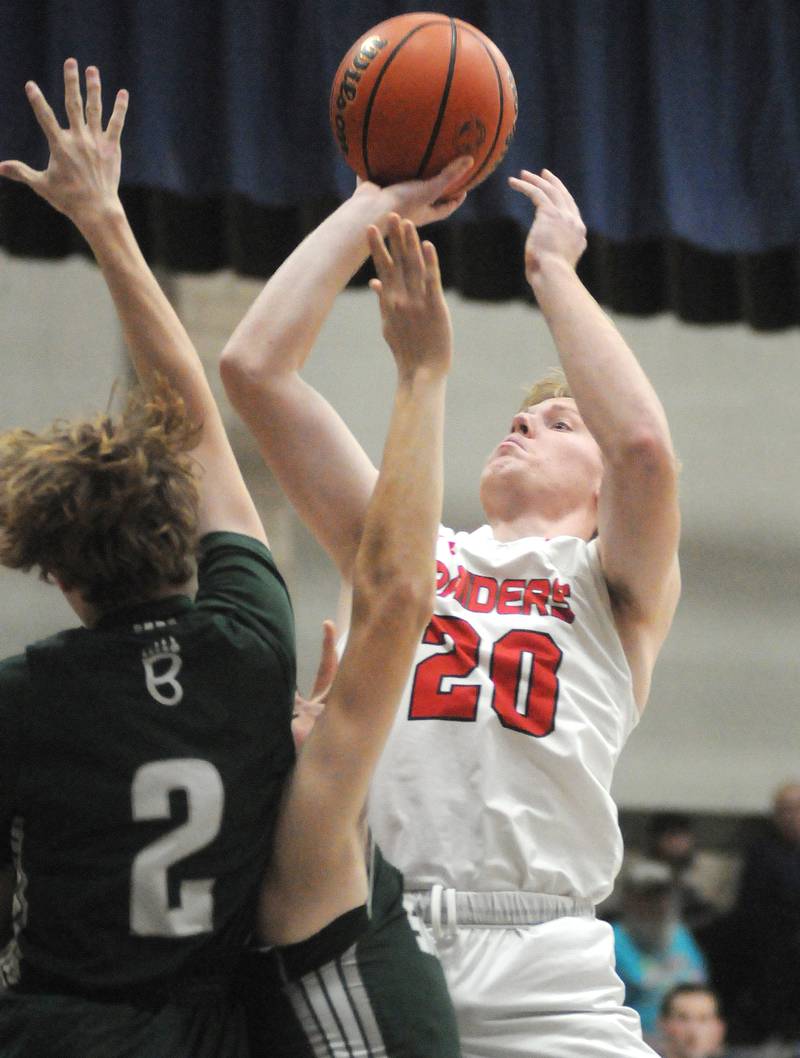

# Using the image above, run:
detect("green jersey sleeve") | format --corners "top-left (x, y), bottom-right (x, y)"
top-left (0, 655), bottom-right (28, 869)
top-left (194, 531), bottom-right (296, 686)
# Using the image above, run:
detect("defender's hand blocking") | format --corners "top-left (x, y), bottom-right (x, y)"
top-left (509, 169), bottom-right (588, 286)
top-left (368, 215), bottom-right (453, 380)
top-left (291, 620), bottom-right (338, 751)
top-left (0, 58), bottom-right (127, 227)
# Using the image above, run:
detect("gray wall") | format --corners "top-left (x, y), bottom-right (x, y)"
top-left (1, 251), bottom-right (797, 815)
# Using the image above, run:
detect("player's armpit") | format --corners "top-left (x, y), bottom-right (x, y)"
top-left (598, 446), bottom-right (681, 710)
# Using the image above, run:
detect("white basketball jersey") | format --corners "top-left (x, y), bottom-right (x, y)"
top-left (368, 525), bottom-right (639, 904)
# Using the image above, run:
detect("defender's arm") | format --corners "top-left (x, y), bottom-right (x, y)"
top-left (258, 217), bottom-right (449, 943)
top-left (0, 60), bottom-right (265, 543)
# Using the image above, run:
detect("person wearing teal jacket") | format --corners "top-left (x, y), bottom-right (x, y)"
top-left (612, 860), bottom-right (708, 1039)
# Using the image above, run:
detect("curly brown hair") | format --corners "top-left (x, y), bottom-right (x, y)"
top-left (0, 384), bottom-right (202, 613)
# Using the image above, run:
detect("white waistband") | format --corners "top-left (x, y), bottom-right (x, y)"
top-left (406, 887), bottom-right (595, 938)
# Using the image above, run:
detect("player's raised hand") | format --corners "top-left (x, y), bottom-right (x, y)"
top-left (291, 620), bottom-right (338, 751)
top-left (0, 58), bottom-right (128, 228)
top-left (509, 169), bottom-right (587, 286)
top-left (368, 213), bottom-right (453, 380)
top-left (355, 154), bottom-right (472, 227)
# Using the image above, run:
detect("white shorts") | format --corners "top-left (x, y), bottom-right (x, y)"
top-left (407, 889), bottom-right (657, 1058)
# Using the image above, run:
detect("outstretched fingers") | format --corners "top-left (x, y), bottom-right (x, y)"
top-left (431, 155), bottom-right (473, 200)
top-left (511, 167), bottom-right (587, 279)
top-left (540, 168), bottom-right (579, 211)
top-left (78, 64), bottom-right (127, 143)
top-left (23, 80), bottom-right (62, 149)
top-left (1, 60), bottom-right (129, 219)
top-left (367, 219), bottom-right (395, 292)
top-left (511, 169), bottom-right (559, 206)
top-left (63, 58), bottom-right (85, 130)
top-left (421, 239), bottom-right (442, 293)
top-left (308, 619), bottom-right (338, 701)
top-left (510, 168), bottom-right (579, 216)
top-left (0, 78), bottom-right (58, 188)
top-left (385, 211), bottom-right (406, 268)
top-left (508, 174), bottom-right (549, 208)
top-left (84, 65), bottom-right (103, 134)
top-left (396, 218), bottom-right (427, 297)
top-left (369, 215), bottom-right (430, 302)
top-left (422, 156), bottom-right (472, 221)
top-left (105, 87), bottom-right (129, 144)
top-left (0, 159), bottom-right (41, 187)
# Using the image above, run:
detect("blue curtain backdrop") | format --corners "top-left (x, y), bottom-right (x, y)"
top-left (1, 0), bottom-right (798, 329)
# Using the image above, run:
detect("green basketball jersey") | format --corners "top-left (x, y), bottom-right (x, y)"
top-left (0, 988), bottom-right (252, 1058)
top-left (0, 531), bottom-right (296, 998)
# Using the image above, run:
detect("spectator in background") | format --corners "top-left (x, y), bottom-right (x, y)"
top-left (644, 814), bottom-right (740, 930)
top-left (600, 813), bottom-right (740, 931)
top-left (656, 984), bottom-right (726, 1058)
top-left (723, 781), bottom-right (800, 1046)
top-left (613, 860), bottom-right (708, 1043)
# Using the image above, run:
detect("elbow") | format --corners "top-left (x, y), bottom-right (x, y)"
top-left (352, 562), bottom-right (435, 643)
top-left (381, 572), bottom-right (435, 635)
top-left (397, 576), bottom-right (436, 635)
top-left (609, 428), bottom-right (678, 483)
top-left (219, 339), bottom-right (258, 406)
top-left (219, 334), bottom-right (299, 412)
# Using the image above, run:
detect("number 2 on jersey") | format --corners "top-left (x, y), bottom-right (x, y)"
top-left (130, 759), bottom-right (224, 937)
top-left (409, 616), bottom-right (561, 737)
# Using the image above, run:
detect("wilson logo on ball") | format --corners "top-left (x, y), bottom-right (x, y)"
top-left (329, 13), bottom-right (517, 192)
top-left (332, 34), bottom-right (389, 157)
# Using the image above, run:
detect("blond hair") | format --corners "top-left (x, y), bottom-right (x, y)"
top-left (0, 384), bottom-right (201, 612)
top-left (518, 368), bottom-right (572, 412)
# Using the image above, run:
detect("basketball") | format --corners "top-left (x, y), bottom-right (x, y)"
top-left (329, 13), bottom-right (517, 192)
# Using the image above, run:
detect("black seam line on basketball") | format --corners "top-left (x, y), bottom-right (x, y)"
top-left (361, 18), bottom-right (449, 183)
top-left (334, 954), bottom-right (377, 1058)
top-left (459, 25), bottom-right (506, 184)
top-left (297, 976), bottom-right (336, 1058)
top-left (316, 967), bottom-right (358, 1058)
top-left (414, 17), bottom-right (458, 179)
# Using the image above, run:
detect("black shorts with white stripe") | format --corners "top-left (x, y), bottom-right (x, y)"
top-left (238, 847), bottom-right (461, 1058)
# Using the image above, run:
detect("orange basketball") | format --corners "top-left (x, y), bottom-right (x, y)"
top-left (329, 12), bottom-right (518, 193)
